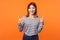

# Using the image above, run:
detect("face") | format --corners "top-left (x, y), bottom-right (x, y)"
top-left (28, 5), bottom-right (36, 15)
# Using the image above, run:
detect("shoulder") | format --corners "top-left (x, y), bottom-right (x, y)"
top-left (22, 16), bottom-right (27, 18)
top-left (36, 16), bottom-right (41, 21)
top-left (36, 16), bottom-right (40, 19)
top-left (22, 16), bottom-right (27, 20)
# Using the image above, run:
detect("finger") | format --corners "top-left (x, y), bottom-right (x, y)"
top-left (18, 16), bottom-right (20, 19)
top-left (18, 16), bottom-right (19, 18)
top-left (42, 16), bottom-right (44, 19)
top-left (18, 16), bottom-right (20, 20)
top-left (41, 16), bottom-right (44, 20)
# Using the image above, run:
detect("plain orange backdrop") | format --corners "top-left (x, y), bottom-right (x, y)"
top-left (0, 0), bottom-right (60, 40)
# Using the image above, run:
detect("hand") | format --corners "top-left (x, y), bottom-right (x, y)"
top-left (40, 16), bottom-right (44, 25)
top-left (18, 16), bottom-right (22, 24)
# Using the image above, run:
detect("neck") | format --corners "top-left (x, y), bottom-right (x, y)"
top-left (29, 14), bottom-right (34, 18)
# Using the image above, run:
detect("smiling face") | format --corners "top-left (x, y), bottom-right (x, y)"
top-left (26, 2), bottom-right (37, 17)
top-left (28, 5), bottom-right (36, 15)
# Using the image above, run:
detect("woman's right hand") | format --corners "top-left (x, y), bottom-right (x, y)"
top-left (18, 16), bottom-right (22, 24)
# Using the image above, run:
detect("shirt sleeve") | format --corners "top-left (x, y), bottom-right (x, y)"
top-left (38, 17), bottom-right (43, 33)
top-left (17, 16), bottom-right (25, 32)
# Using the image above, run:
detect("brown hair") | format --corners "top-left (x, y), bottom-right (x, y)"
top-left (25, 2), bottom-right (38, 18)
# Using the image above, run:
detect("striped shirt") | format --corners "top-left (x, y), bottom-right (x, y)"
top-left (18, 16), bottom-right (43, 36)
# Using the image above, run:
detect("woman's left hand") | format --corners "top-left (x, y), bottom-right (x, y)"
top-left (40, 16), bottom-right (44, 25)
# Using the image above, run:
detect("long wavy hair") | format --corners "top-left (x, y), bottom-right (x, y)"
top-left (26, 2), bottom-right (38, 18)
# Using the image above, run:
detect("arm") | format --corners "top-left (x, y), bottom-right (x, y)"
top-left (38, 18), bottom-right (44, 33)
top-left (17, 16), bottom-right (25, 32)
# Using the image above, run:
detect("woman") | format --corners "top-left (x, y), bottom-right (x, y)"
top-left (18, 2), bottom-right (44, 40)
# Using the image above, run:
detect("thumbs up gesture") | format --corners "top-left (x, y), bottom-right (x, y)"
top-left (40, 16), bottom-right (44, 25)
top-left (18, 16), bottom-right (22, 24)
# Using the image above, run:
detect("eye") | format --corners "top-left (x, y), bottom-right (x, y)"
top-left (32, 7), bottom-right (35, 9)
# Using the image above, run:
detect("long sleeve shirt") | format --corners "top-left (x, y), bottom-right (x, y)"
top-left (18, 16), bottom-right (43, 36)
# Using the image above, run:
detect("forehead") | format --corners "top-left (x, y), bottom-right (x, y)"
top-left (29, 5), bottom-right (35, 8)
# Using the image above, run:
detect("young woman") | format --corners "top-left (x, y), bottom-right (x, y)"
top-left (18, 2), bottom-right (44, 40)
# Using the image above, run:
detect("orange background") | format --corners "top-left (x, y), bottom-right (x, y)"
top-left (0, 0), bottom-right (60, 40)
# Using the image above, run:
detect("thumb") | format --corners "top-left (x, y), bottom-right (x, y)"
top-left (18, 16), bottom-right (20, 19)
top-left (18, 16), bottom-right (21, 20)
top-left (40, 16), bottom-right (44, 22)
top-left (41, 16), bottom-right (44, 20)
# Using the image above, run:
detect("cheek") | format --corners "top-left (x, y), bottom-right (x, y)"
top-left (33, 9), bottom-right (35, 11)
top-left (28, 9), bottom-right (31, 11)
